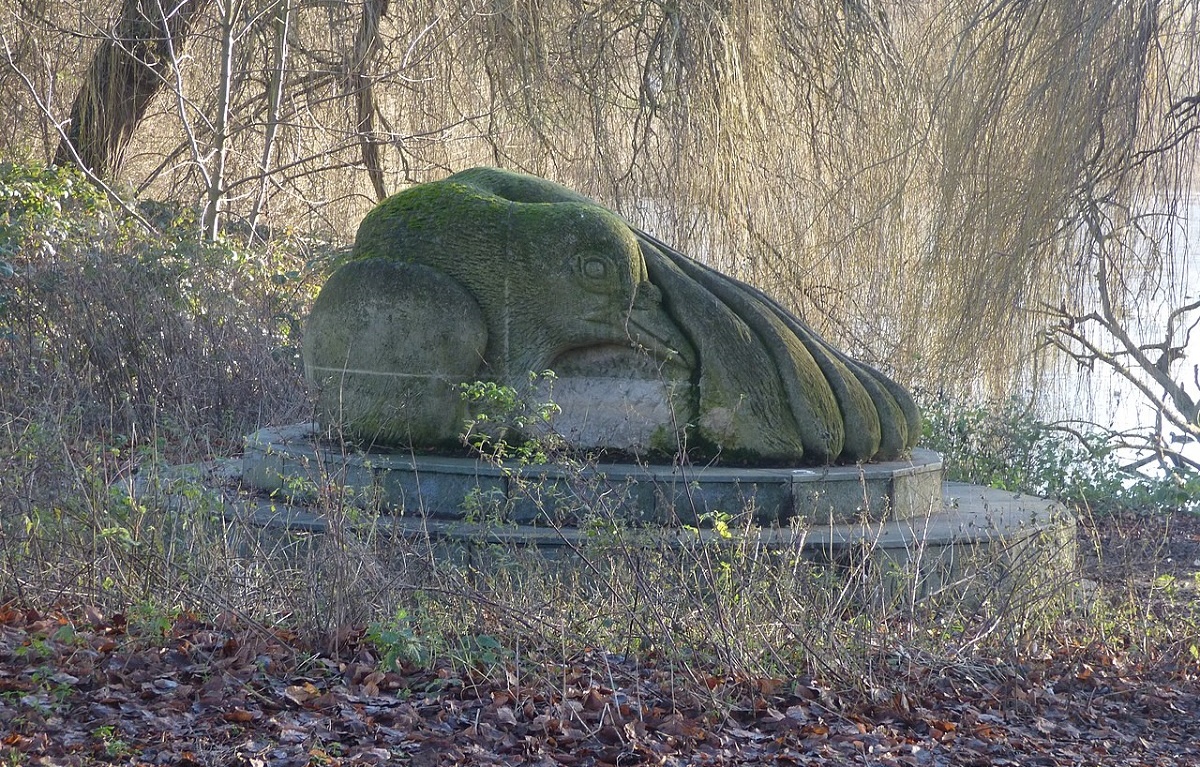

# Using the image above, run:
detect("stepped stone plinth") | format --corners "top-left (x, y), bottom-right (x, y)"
top-left (231, 426), bottom-right (1075, 602)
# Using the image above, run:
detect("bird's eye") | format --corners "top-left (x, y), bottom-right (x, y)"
top-left (581, 257), bottom-right (608, 280)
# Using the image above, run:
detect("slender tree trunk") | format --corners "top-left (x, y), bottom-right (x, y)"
top-left (351, 0), bottom-right (388, 202)
top-left (55, 0), bottom-right (213, 180)
top-left (249, 0), bottom-right (293, 235)
top-left (202, 0), bottom-right (240, 240)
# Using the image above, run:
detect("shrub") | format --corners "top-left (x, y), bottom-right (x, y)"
top-left (918, 393), bottom-right (1200, 514)
top-left (0, 162), bottom-right (323, 603)
top-left (0, 163), bottom-right (319, 457)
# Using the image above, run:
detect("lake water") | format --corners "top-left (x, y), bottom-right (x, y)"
top-left (1037, 202), bottom-right (1200, 473)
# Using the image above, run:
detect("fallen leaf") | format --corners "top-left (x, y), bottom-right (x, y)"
top-left (283, 682), bottom-right (320, 705)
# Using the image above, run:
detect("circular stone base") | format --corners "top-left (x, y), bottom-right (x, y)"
top-left (241, 423), bottom-right (945, 525)
top-left (230, 480), bottom-right (1075, 604)
top-left (122, 433), bottom-right (1077, 607)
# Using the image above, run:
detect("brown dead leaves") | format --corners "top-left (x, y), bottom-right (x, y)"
top-left (2, 604), bottom-right (1200, 766)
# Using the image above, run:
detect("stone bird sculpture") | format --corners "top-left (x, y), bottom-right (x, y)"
top-left (304, 167), bottom-right (920, 465)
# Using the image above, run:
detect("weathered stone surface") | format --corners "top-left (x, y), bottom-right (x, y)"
top-left (304, 167), bottom-right (921, 464)
top-left (241, 425), bottom-right (943, 524)
top-left (304, 260), bottom-right (487, 447)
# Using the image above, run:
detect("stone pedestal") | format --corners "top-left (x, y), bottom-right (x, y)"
top-left (242, 424), bottom-right (944, 526)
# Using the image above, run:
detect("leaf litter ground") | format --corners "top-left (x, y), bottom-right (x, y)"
top-left (3, 512), bottom-right (1200, 766)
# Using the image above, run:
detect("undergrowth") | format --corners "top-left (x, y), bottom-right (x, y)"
top-left (0, 162), bottom-right (322, 604)
top-left (918, 393), bottom-right (1200, 515)
top-left (1, 164), bottom-right (1197, 710)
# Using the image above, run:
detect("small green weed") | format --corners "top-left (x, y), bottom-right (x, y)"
top-left (365, 609), bottom-right (431, 670)
top-left (127, 602), bottom-right (180, 637)
top-left (461, 371), bottom-right (563, 466)
top-left (91, 725), bottom-right (132, 758)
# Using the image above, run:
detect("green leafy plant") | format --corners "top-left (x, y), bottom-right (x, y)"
top-left (460, 371), bottom-right (562, 467)
top-left (365, 608), bottom-right (431, 670)
top-left (127, 602), bottom-right (180, 637)
top-left (91, 725), bottom-right (132, 759)
top-left (455, 633), bottom-right (509, 673)
top-left (918, 394), bottom-right (1200, 514)
top-left (0, 162), bottom-right (105, 223)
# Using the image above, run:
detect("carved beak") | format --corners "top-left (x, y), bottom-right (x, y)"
top-left (625, 281), bottom-right (696, 370)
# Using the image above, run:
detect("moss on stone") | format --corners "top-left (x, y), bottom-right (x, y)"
top-left (308, 167), bottom-right (921, 465)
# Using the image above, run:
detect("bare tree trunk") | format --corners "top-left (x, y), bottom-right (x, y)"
top-left (54, 0), bottom-right (212, 180)
top-left (202, 0), bottom-right (240, 240)
top-left (249, 0), bottom-right (293, 235)
top-left (350, 0), bottom-right (388, 202)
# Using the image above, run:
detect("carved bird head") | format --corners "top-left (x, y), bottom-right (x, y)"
top-left (353, 174), bottom-right (696, 382)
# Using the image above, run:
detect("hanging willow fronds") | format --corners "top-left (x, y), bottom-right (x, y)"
top-left (5, 0), bottom-right (1198, 396)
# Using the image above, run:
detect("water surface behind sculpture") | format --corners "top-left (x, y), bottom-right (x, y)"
top-left (303, 167), bottom-right (920, 465)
